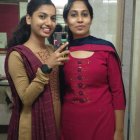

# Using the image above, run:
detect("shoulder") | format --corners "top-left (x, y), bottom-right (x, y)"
top-left (7, 45), bottom-right (24, 54)
top-left (8, 51), bottom-right (23, 62)
top-left (7, 45), bottom-right (24, 62)
top-left (89, 36), bottom-right (120, 58)
top-left (89, 36), bottom-right (115, 49)
top-left (90, 36), bottom-right (119, 55)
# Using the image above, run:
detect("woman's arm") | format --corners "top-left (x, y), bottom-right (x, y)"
top-left (108, 52), bottom-right (126, 140)
top-left (108, 52), bottom-right (126, 110)
top-left (8, 51), bottom-right (49, 106)
top-left (114, 110), bottom-right (125, 140)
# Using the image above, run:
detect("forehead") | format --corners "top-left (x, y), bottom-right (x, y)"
top-left (35, 4), bottom-right (56, 15)
top-left (70, 1), bottom-right (88, 11)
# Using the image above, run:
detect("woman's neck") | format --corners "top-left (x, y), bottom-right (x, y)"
top-left (73, 33), bottom-right (90, 40)
top-left (24, 35), bottom-right (47, 52)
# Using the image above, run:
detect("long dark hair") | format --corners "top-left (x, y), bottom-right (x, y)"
top-left (63, 0), bottom-right (93, 42)
top-left (7, 0), bottom-right (55, 48)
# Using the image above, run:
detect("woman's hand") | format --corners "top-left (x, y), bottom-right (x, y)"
top-left (114, 130), bottom-right (124, 140)
top-left (46, 42), bottom-right (69, 68)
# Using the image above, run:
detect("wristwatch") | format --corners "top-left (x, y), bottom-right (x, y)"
top-left (41, 64), bottom-right (52, 74)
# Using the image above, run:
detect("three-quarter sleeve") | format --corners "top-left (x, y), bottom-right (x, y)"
top-left (8, 51), bottom-right (49, 106)
top-left (108, 52), bottom-right (126, 110)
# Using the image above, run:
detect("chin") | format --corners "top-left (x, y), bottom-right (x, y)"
top-left (41, 33), bottom-right (51, 38)
top-left (75, 31), bottom-right (87, 35)
top-left (74, 33), bottom-right (88, 38)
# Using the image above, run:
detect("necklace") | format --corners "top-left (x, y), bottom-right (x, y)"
top-left (36, 47), bottom-right (51, 64)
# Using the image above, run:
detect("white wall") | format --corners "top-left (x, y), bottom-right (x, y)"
top-left (19, 2), bottom-right (27, 18)
top-left (89, 0), bottom-right (118, 50)
top-left (129, 0), bottom-right (140, 139)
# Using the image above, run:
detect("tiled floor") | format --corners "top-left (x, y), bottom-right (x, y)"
top-left (0, 134), bottom-right (7, 140)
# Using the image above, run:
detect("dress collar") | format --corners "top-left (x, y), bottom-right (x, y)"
top-left (69, 35), bottom-right (93, 46)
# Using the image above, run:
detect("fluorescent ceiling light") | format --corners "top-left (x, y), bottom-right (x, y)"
top-left (103, 0), bottom-right (117, 3)
top-left (52, 0), bottom-right (68, 7)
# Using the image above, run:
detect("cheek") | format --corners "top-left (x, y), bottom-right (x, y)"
top-left (53, 23), bottom-right (56, 28)
top-left (67, 19), bottom-right (75, 26)
top-left (32, 20), bottom-right (42, 28)
top-left (86, 19), bottom-right (92, 25)
top-left (68, 22), bottom-right (75, 30)
top-left (69, 26), bottom-right (75, 33)
top-left (85, 22), bottom-right (91, 30)
top-left (51, 23), bottom-right (56, 30)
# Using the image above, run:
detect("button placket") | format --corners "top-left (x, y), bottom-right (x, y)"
top-left (72, 59), bottom-right (91, 103)
top-left (78, 60), bottom-right (87, 103)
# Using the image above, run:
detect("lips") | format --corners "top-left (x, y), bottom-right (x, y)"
top-left (43, 28), bottom-right (51, 33)
top-left (42, 27), bottom-right (51, 34)
top-left (76, 25), bottom-right (85, 30)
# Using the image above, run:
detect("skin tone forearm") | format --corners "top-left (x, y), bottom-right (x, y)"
top-left (114, 110), bottom-right (125, 140)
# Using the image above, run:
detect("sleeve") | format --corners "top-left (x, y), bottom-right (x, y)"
top-left (8, 51), bottom-right (49, 106)
top-left (108, 52), bottom-right (126, 110)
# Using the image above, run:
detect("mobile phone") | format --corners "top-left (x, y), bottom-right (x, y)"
top-left (53, 32), bottom-right (68, 50)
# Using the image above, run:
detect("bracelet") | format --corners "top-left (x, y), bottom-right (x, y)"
top-left (40, 64), bottom-right (52, 74)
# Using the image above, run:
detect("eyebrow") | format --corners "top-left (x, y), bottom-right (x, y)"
top-left (69, 10), bottom-right (89, 12)
top-left (38, 12), bottom-right (56, 16)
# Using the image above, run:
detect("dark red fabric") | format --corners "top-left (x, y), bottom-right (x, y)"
top-left (5, 45), bottom-right (57, 140)
top-left (61, 45), bottom-right (125, 140)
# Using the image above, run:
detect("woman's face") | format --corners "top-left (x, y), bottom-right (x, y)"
top-left (26, 4), bottom-right (56, 38)
top-left (66, 1), bottom-right (92, 39)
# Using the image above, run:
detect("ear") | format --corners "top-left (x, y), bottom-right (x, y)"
top-left (26, 14), bottom-right (31, 25)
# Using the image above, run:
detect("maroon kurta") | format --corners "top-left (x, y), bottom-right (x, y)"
top-left (5, 45), bottom-right (57, 140)
top-left (61, 36), bottom-right (125, 140)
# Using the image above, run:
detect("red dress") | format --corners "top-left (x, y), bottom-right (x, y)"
top-left (60, 36), bottom-right (125, 140)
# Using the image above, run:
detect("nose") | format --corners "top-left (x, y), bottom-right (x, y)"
top-left (45, 17), bottom-right (53, 26)
top-left (77, 16), bottom-right (83, 23)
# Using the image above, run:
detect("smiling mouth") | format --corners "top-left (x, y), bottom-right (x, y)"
top-left (42, 28), bottom-right (52, 34)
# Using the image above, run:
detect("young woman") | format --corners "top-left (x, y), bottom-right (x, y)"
top-left (60, 0), bottom-right (126, 140)
top-left (5, 0), bottom-right (69, 140)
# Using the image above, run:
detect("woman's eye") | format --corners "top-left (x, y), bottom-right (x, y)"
top-left (70, 13), bottom-right (77, 17)
top-left (39, 15), bottom-right (46, 19)
top-left (82, 13), bottom-right (89, 17)
top-left (51, 16), bottom-right (56, 22)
